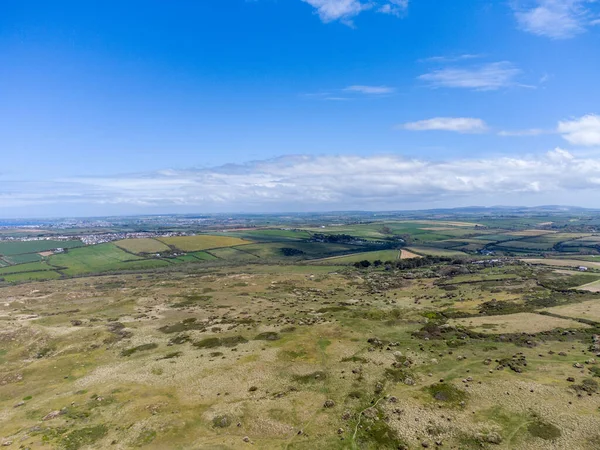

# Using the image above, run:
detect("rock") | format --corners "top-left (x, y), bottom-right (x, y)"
top-left (342, 410), bottom-right (351, 420)
top-left (323, 399), bottom-right (335, 408)
top-left (14, 401), bottom-right (25, 408)
top-left (337, 428), bottom-right (344, 434)
top-left (1, 441), bottom-right (12, 447)
top-left (485, 432), bottom-right (503, 444)
top-left (362, 407), bottom-right (378, 419)
top-left (422, 442), bottom-right (430, 448)
top-left (42, 410), bottom-right (63, 421)
top-left (388, 396), bottom-right (398, 403)
top-left (567, 377), bottom-right (575, 382)
top-left (574, 363), bottom-right (584, 369)
top-left (558, 352), bottom-right (567, 356)
top-left (242, 436), bottom-right (250, 443)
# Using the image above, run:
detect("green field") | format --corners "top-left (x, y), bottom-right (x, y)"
top-left (115, 238), bottom-right (172, 254)
top-left (48, 243), bottom-right (146, 275)
top-left (1, 253), bottom-right (43, 264)
top-left (405, 246), bottom-right (467, 257)
top-left (0, 261), bottom-right (55, 275)
top-left (158, 235), bottom-right (251, 252)
top-left (236, 242), bottom-right (361, 259)
top-left (3, 270), bottom-right (62, 282)
top-left (223, 229), bottom-right (312, 242)
top-left (0, 239), bottom-right (82, 255)
top-left (310, 249), bottom-right (402, 264)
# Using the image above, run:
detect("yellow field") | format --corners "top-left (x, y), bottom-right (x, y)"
top-left (451, 312), bottom-right (590, 334)
top-left (406, 246), bottom-right (467, 257)
top-left (541, 299), bottom-right (600, 322)
top-left (115, 238), bottom-right (171, 254)
top-left (400, 249), bottom-right (421, 259)
top-left (158, 235), bottom-right (251, 252)
top-left (506, 229), bottom-right (557, 237)
top-left (399, 220), bottom-right (481, 227)
top-left (575, 279), bottom-right (600, 292)
top-left (522, 258), bottom-right (600, 269)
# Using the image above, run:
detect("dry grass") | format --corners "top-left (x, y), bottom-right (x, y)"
top-left (450, 312), bottom-right (591, 334)
top-left (522, 258), bottom-right (600, 269)
top-left (541, 299), bottom-right (600, 322)
top-left (507, 230), bottom-right (557, 237)
top-left (400, 249), bottom-right (421, 259)
top-left (575, 279), bottom-right (600, 292)
top-left (406, 246), bottom-right (467, 257)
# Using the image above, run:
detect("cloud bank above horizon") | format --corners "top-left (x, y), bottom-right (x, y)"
top-left (3, 147), bottom-right (600, 215)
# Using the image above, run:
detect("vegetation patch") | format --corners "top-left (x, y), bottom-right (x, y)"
top-left (59, 425), bottom-right (108, 450)
top-left (159, 319), bottom-right (206, 334)
top-left (121, 343), bottom-right (158, 357)
top-left (528, 419), bottom-right (561, 440)
top-left (170, 294), bottom-right (212, 308)
top-left (212, 415), bottom-right (232, 428)
top-left (353, 405), bottom-right (408, 450)
top-left (426, 383), bottom-right (468, 405)
top-left (254, 332), bottom-right (280, 341)
top-left (292, 371), bottom-right (327, 384)
top-left (194, 336), bottom-right (248, 349)
top-left (133, 429), bottom-right (157, 446)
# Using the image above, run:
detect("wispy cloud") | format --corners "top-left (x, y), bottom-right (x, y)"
top-left (344, 85), bottom-right (396, 94)
top-left (514, 0), bottom-right (598, 39)
top-left (4, 149), bottom-right (600, 211)
top-left (377, 0), bottom-right (409, 17)
top-left (420, 54), bottom-right (484, 63)
top-left (419, 62), bottom-right (522, 91)
top-left (558, 114), bottom-right (600, 146)
top-left (498, 128), bottom-right (548, 136)
top-left (301, 0), bottom-right (409, 25)
top-left (400, 117), bottom-right (489, 133)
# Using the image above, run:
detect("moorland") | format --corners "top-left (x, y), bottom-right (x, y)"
top-left (2, 209), bottom-right (600, 449)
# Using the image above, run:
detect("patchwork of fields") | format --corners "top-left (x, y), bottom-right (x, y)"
top-left (2, 219), bottom-right (600, 285)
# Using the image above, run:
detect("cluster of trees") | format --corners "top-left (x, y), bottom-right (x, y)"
top-left (280, 248), bottom-right (306, 256)
top-left (353, 255), bottom-right (454, 270)
top-left (311, 233), bottom-right (360, 244)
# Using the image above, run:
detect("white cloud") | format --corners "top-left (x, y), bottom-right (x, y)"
top-left (377, 0), bottom-right (409, 16)
top-left (301, 0), bottom-right (370, 24)
top-left (345, 85), bottom-right (395, 94)
top-left (301, 0), bottom-right (409, 25)
top-left (401, 117), bottom-right (488, 133)
top-left (5, 150), bottom-right (600, 211)
top-left (419, 62), bottom-right (521, 91)
top-left (498, 128), bottom-right (547, 136)
top-left (558, 114), bottom-right (600, 146)
top-left (515, 0), bottom-right (597, 39)
top-left (421, 54), bottom-right (484, 63)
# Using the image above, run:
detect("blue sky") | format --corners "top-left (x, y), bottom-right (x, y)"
top-left (1, 0), bottom-right (600, 217)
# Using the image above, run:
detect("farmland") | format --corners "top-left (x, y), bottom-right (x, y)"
top-left (158, 235), bottom-right (251, 252)
top-left (115, 238), bottom-right (171, 254)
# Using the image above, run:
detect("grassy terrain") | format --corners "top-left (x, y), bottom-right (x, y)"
top-left (405, 246), bottom-right (467, 257)
top-left (48, 243), bottom-right (146, 275)
top-left (158, 235), bottom-right (251, 251)
top-left (2, 252), bottom-right (600, 449)
top-left (310, 249), bottom-right (402, 264)
top-left (0, 239), bottom-right (83, 255)
top-left (0, 261), bottom-right (55, 275)
top-left (115, 238), bottom-right (171, 254)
